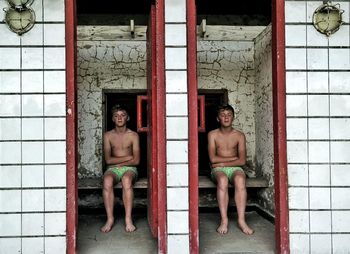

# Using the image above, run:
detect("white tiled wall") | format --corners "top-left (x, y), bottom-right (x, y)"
top-left (165, 0), bottom-right (190, 253)
top-left (0, 0), bottom-right (66, 253)
top-left (286, 1), bottom-right (350, 253)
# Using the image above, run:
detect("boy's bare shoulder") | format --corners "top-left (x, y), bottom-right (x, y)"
top-left (232, 129), bottom-right (245, 138)
top-left (126, 129), bottom-right (139, 138)
top-left (208, 128), bottom-right (220, 137)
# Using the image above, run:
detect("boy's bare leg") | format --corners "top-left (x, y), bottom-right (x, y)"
top-left (101, 173), bottom-right (116, 233)
top-left (122, 171), bottom-right (136, 232)
top-left (215, 172), bottom-right (230, 234)
top-left (233, 171), bottom-right (254, 235)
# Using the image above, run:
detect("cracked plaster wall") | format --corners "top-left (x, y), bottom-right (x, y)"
top-left (198, 40), bottom-right (256, 164)
top-left (77, 35), bottom-right (146, 178)
top-left (254, 25), bottom-right (275, 215)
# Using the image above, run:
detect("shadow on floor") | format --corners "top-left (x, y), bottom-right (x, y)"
top-left (78, 211), bottom-right (274, 254)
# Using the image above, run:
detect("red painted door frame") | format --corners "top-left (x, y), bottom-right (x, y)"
top-left (187, 0), bottom-right (290, 253)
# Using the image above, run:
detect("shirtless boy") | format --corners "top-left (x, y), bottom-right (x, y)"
top-left (207, 104), bottom-right (254, 235)
top-left (101, 105), bottom-right (140, 233)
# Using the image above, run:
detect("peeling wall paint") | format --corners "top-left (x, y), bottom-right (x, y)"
top-left (254, 25), bottom-right (275, 214)
top-left (77, 30), bottom-right (146, 178)
top-left (198, 40), bottom-right (256, 164)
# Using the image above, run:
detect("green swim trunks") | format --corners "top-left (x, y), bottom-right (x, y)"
top-left (211, 166), bottom-right (244, 184)
top-left (105, 166), bottom-right (138, 182)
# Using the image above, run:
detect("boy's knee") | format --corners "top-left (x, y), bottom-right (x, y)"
top-left (103, 174), bottom-right (114, 189)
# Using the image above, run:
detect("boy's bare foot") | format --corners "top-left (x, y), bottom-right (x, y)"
top-left (216, 219), bottom-right (228, 234)
top-left (101, 218), bottom-right (114, 233)
top-left (125, 217), bottom-right (136, 232)
top-left (238, 220), bottom-right (254, 235)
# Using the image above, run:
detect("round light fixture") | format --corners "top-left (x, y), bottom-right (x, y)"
top-left (6, 0), bottom-right (34, 9)
top-left (313, 1), bottom-right (344, 36)
top-left (4, 7), bottom-right (36, 35)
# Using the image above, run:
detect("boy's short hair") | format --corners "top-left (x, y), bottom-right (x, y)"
top-left (216, 104), bottom-right (235, 116)
top-left (111, 104), bottom-right (129, 115)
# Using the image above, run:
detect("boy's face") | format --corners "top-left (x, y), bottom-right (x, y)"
top-left (112, 110), bottom-right (129, 127)
top-left (217, 109), bottom-right (234, 127)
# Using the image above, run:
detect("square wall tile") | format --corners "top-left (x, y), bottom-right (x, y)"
top-left (0, 95), bottom-right (21, 116)
top-left (289, 211), bottom-right (309, 233)
top-left (331, 165), bottom-right (350, 186)
top-left (286, 95), bottom-right (307, 117)
top-left (22, 213), bottom-right (44, 236)
top-left (333, 234), bottom-right (350, 253)
top-left (331, 142), bottom-right (350, 163)
top-left (0, 71), bottom-right (20, 93)
top-left (167, 188), bottom-right (188, 210)
top-left (290, 234), bottom-right (309, 254)
top-left (22, 237), bottom-right (44, 254)
top-left (44, 24), bottom-right (65, 46)
top-left (22, 165), bottom-right (44, 188)
top-left (45, 118), bottom-right (66, 140)
top-left (330, 119), bottom-right (350, 139)
top-left (44, 48), bottom-right (66, 69)
top-left (288, 187), bottom-right (309, 209)
top-left (0, 166), bottom-right (21, 188)
top-left (308, 95), bottom-right (329, 116)
top-left (166, 94), bottom-right (188, 116)
top-left (22, 118), bottom-right (44, 140)
top-left (165, 24), bottom-right (186, 46)
top-left (167, 141), bottom-right (188, 163)
top-left (45, 141), bottom-right (66, 163)
top-left (0, 142), bottom-right (21, 164)
top-left (22, 94), bottom-right (44, 116)
top-left (0, 214), bottom-right (21, 236)
top-left (166, 117), bottom-right (188, 139)
top-left (22, 48), bottom-right (43, 69)
top-left (165, 0), bottom-right (186, 22)
top-left (45, 165), bottom-right (66, 187)
top-left (330, 95), bottom-right (350, 116)
top-left (0, 48), bottom-right (20, 69)
top-left (329, 49), bottom-right (350, 70)
top-left (21, 24), bottom-right (43, 46)
top-left (22, 142), bottom-right (44, 163)
top-left (0, 118), bottom-right (21, 140)
top-left (310, 234), bottom-right (331, 254)
top-left (332, 188), bottom-right (350, 209)
top-left (288, 164), bottom-right (308, 186)
top-left (0, 238), bottom-right (21, 254)
top-left (165, 71), bottom-right (187, 93)
top-left (22, 71), bottom-right (44, 93)
top-left (167, 211), bottom-right (189, 234)
top-left (307, 49), bottom-right (328, 70)
top-left (332, 211), bottom-right (350, 232)
top-left (287, 141), bottom-right (307, 163)
top-left (45, 189), bottom-right (66, 211)
top-left (43, 0), bottom-right (65, 22)
top-left (285, 25), bottom-right (306, 46)
top-left (167, 164), bottom-right (188, 187)
top-left (45, 213), bottom-right (66, 235)
top-left (306, 25), bottom-right (328, 47)
top-left (287, 118), bottom-right (307, 140)
top-left (310, 211), bottom-right (331, 233)
top-left (285, 1), bottom-right (306, 23)
top-left (309, 187), bottom-right (330, 209)
top-left (45, 237), bottom-right (66, 254)
top-left (44, 94), bottom-right (66, 116)
top-left (165, 48), bottom-right (187, 70)
top-left (308, 118), bottom-right (329, 140)
top-left (0, 190), bottom-right (21, 212)
top-left (309, 165), bottom-right (330, 186)
top-left (22, 189), bottom-right (44, 212)
top-left (309, 141), bottom-right (329, 163)
top-left (44, 71), bottom-right (66, 93)
top-left (330, 72), bottom-right (350, 93)
top-left (0, 24), bottom-right (20, 45)
top-left (286, 49), bottom-right (306, 70)
top-left (307, 72), bottom-right (328, 93)
top-left (286, 72), bottom-right (307, 93)
top-left (168, 235), bottom-right (189, 254)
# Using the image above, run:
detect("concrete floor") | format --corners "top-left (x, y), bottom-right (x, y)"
top-left (78, 211), bottom-right (274, 254)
